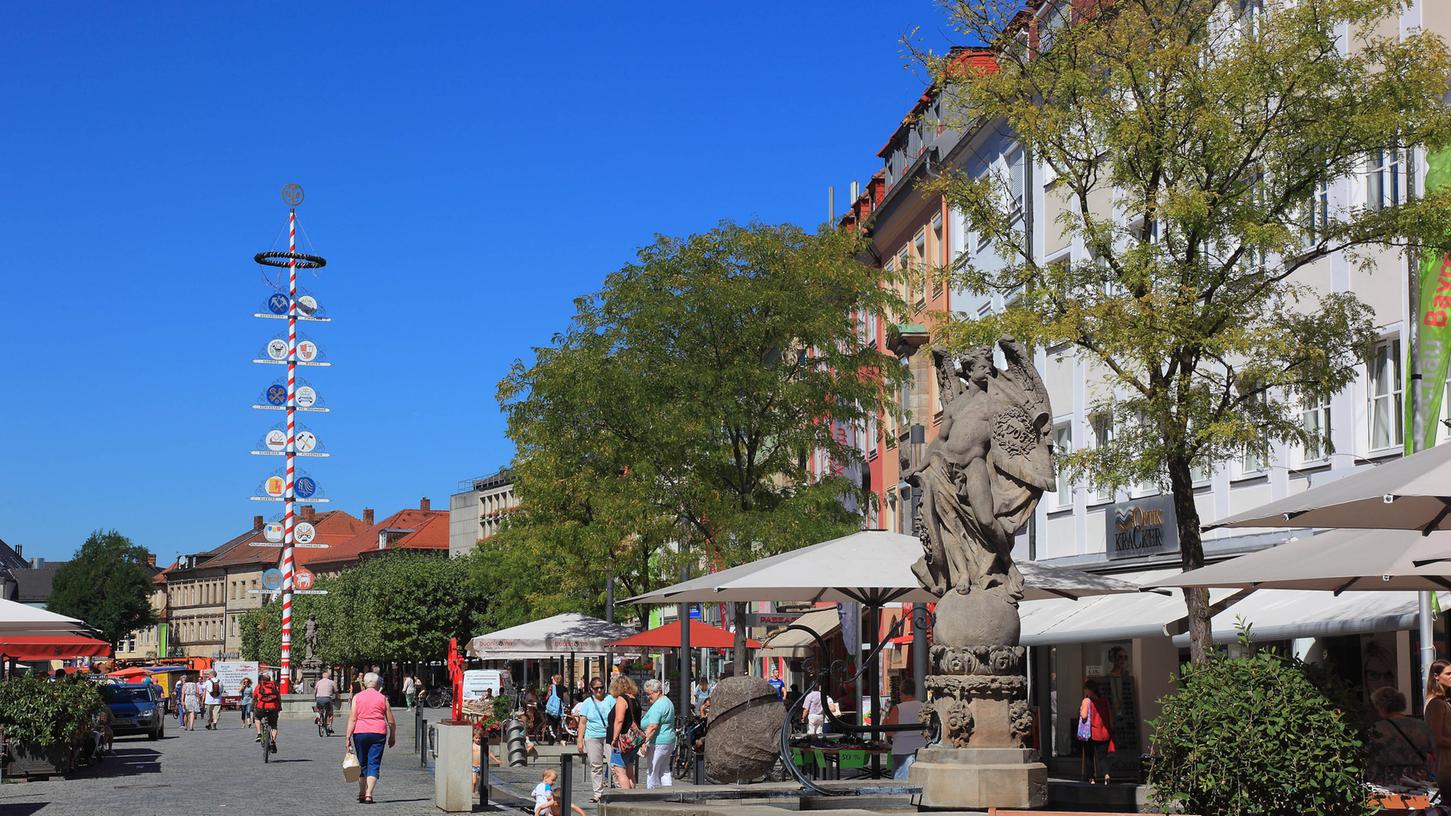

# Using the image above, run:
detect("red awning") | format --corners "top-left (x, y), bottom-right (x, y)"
top-left (107, 666), bottom-right (151, 678)
top-left (609, 620), bottom-right (761, 650)
top-left (1, 635), bottom-right (112, 660)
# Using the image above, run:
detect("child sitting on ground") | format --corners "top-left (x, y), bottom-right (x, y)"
top-left (532, 768), bottom-right (587, 816)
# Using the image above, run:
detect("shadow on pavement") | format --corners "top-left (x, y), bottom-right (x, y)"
top-left (0, 803), bottom-right (49, 816)
top-left (71, 747), bottom-right (162, 778)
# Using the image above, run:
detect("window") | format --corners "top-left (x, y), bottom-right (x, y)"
top-left (931, 215), bottom-right (945, 298)
top-left (898, 356), bottom-right (913, 431)
top-left (1368, 337), bottom-right (1403, 450)
top-left (1089, 413), bottom-right (1113, 501)
top-left (1238, 383), bottom-right (1269, 475)
top-left (1301, 398), bottom-right (1332, 462)
top-left (1052, 422), bottom-right (1073, 507)
top-left (1366, 149), bottom-right (1401, 211)
top-left (913, 232), bottom-right (928, 311)
top-left (1239, 0), bottom-right (1264, 38)
top-left (1007, 147), bottom-right (1026, 219)
top-left (867, 412), bottom-right (879, 460)
top-left (1309, 179), bottom-right (1330, 237)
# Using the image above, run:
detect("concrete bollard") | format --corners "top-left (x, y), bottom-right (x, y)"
top-left (433, 721), bottom-right (473, 813)
top-left (505, 718), bottom-right (529, 767)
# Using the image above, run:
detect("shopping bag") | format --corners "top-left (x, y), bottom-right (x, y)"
top-left (343, 748), bottom-right (362, 783)
top-left (1076, 716), bottom-right (1092, 741)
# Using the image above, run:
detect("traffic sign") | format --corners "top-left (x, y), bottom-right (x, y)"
top-left (295, 521), bottom-right (317, 545)
top-left (295, 477), bottom-right (317, 498)
top-left (262, 568), bottom-right (283, 591)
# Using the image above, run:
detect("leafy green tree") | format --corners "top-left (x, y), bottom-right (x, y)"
top-left (241, 553), bottom-right (483, 665)
top-left (923, 0), bottom-right (1451, 661)
top-left (498, 222), bottom-right (905, 652)
top-left (48, 530), bottom-right (157, 646)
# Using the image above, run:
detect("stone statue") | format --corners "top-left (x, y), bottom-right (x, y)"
top-left (303, 612), bottom-right (319, 662)
top-left (907, 338), bottom-right (1053, 810)
top-left (908, 338), bottom-right (1053, 602)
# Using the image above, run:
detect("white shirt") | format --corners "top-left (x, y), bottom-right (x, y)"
top-left (403, 676), bottom-right (416, 693)
top-left (531, 782), bottom-right (554, 807)
top-left (204, 678), bottom-right (222, 705)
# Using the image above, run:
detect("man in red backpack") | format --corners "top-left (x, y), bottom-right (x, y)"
top-left (254, 670), bottom-right (282, 753)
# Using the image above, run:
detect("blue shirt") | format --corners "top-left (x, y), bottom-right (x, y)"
top-left (578, 694), bottom-right (615, 739)
top-left (642, 696), bottom-right (676, 746)
top-left (768, 678), bottom-right (785, 699)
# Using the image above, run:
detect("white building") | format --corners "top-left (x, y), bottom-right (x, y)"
top-left (448, 469), bottom-right (518, 557)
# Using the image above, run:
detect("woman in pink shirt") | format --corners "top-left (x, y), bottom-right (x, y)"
top-left (345, 671), bottom-right (396, 804)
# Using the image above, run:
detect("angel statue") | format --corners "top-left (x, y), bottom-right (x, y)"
top-left (906, 338), bottom-right (1053, 600)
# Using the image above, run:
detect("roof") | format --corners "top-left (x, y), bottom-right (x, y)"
top-left (876, 47), bottom-right (997, 158)
top-left (307, 506), bottom-right (450, 569)
top-left (0, 538), bottom-right (30, 572)
top-left (199, 509), bottom-right (366, 571)
top-left (12, 563), bottom-right (65, 604)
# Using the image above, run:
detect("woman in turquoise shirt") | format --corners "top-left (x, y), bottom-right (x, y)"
top-left (640, 678), bottom-right (676, 789)
top-left (573, 680), bottom-right (614, 803)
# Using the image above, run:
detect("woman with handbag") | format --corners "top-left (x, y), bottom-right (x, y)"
top-left (608, 675), bottom-right (644, 790)
top-left (1077, 679), bottom-right (1114, 784)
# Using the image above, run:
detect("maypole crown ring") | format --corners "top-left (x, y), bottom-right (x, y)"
top-left (281, 183), bottom-right (304, 206)
top-left (254, 250), bottom-right (327, 269)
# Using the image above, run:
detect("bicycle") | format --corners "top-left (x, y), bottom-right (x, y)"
top-left (262, 719), bottom-right (275, 763)
top-left (314, 700), bottom-right (335, 737)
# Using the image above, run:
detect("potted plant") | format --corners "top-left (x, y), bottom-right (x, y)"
top-left (0, 676), bottom-right (103, 778)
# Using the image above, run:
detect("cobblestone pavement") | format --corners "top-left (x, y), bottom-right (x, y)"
top-left (0, 709), bottom-right (600, 816)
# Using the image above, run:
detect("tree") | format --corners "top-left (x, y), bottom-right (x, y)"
top-left (923, 0), bottom-right (1451, 661)
top-left (498, 221), bottom-right (906, 653)
top-left (48, 530), bottom-right (157, 646)
top-left (241, 553), bottom-right (483, 665)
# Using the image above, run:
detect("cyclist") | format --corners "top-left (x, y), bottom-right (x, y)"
top-left (314, 669), bottom-right (338, 735)
top-left (254, 670), bottom-right (282, 753)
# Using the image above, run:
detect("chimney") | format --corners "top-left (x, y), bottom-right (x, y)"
top-left (301, 505), bottom-right (316, 521)
top-left (146, 553), bottom-right (156, 568)
top-left (420, 497), bottom-right (431, 511)
top-left (363, 508), bottom-right (375, 526)
top-left (253, 514), bottom-right (264, 531)
top-left (13, 544), bottom-right (20, 559)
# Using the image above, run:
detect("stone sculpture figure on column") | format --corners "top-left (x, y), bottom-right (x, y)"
top-left (906, 337), bottom-right (1053, 810)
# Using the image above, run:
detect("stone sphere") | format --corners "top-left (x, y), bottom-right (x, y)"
top-left (933, 587), bottom-right (1020, 648)
top-left (704, 676), bottom-right (786, 783)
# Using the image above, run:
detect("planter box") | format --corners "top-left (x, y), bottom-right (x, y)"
top-left (6, 741), bottom-right (77, 779)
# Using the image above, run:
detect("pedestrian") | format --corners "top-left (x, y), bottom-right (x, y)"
top-left (352, 670), bottom-right (365, 696)
top-left (544, 674), bottom-right (564, 743)
top-left (254, 670), bottom-right (282, 752)
top-left (800, 685), bottom-right (837, 742)
top-left (180, 673), bottom-right (201, 731)
top-left (239, 677), bottom-right (254, 726)
top-left (1423, 658), bottom-right (1451, 783)
top-left (403, 673), bottom-right (416, 708)
top-left (204, 670), bottom-right (223, 729)
top-left (692, 676), bottom-right (711, 716)
top-left (640, 678), bottom-right (675, 789)
top-left (344, 671), bottom-right (396, 805)
top-left (532, 767), bottom-right (587, 816)
top-left (472, 722), bottom-right (502, 790)
top-left (1369, 685), bottom-right (1433, 786)
top-left (767, 667), bottom-right (786, 700)
top-left (315, 668), bottom-right (338, 735)
top-left (1077, 679), bottom-right (1114, 784)
top-left (574, 677), bottom-right (614, 803)
top-left (884, 679), bottom-right (926, 780)
top-left (608, 675), bottom-right (642, 790)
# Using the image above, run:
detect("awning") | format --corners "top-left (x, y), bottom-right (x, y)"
top-left (467, 612), bottom-right (638, 659)
top-left (1020, 568), bottom-right (1445, 647)
top-left (609, 619), bottom-right (760, 650)
top-left (757, 608), bottom-right (842, 659)
top-left (0, 635), bottom-right (113, 660)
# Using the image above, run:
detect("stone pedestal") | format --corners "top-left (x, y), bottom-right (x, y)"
top-left (433, 721), bottom-right (474, 813)
top-left (910, 747), bottom-right (1047, 810)
top-left (298, 658), bottom-right (323, 696)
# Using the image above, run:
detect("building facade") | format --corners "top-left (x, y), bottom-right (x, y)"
top-left (449, 469), bottom-right (517, 557)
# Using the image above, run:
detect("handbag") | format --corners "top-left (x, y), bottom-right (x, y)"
top-left (342, 747), bottom-right (361, 783)
top-left (1076, 716), bottom-right (1092, 741)
top-left (614, 723), bottom-right (645, 755)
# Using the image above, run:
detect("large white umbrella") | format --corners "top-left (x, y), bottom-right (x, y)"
top-left (1150, 528), bottom-right (1451, 592)
top-left (621, 529), bottom-right (1148, 606)
top-left (466, 612), bottom-right (636, 658)
top-left (1207, 441), bottom-right (1451, 532)
top-left (0, 598), bottom-right (88, 634)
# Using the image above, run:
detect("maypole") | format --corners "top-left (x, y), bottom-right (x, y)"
top-left (252, 183), bottom-right (328, 693)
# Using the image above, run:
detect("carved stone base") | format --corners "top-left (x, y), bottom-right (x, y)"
top-left (909, 747), bottom-right (1047, 811)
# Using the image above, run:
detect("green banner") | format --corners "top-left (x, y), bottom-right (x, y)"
top-left (157, 622), bottom-right (168, 660)
top-left (1407, 147), bottom-right (1451, 455)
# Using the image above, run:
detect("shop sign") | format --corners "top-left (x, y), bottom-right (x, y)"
top-left (1106, 495), bottom-right (1178, 560)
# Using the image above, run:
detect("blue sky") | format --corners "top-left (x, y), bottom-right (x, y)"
top-left (0, 3), bottom-right (955, 564)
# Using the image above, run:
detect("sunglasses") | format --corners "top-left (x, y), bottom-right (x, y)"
top-left (591, 686), bottom-right (604, 692)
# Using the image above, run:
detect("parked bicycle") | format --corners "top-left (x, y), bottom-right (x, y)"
top-left (422, 686), bottom-right (452, 709)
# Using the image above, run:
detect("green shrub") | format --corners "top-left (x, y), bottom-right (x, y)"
top-left (0, 677), bottom-right (103, 749)
top-left (1149, 650), bottom-right (1370, 816)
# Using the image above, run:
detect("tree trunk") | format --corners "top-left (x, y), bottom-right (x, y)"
top-left (732, 602), bottom-right (748, 676)
top-left (1166, 454), bottom-right (1212, 663)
